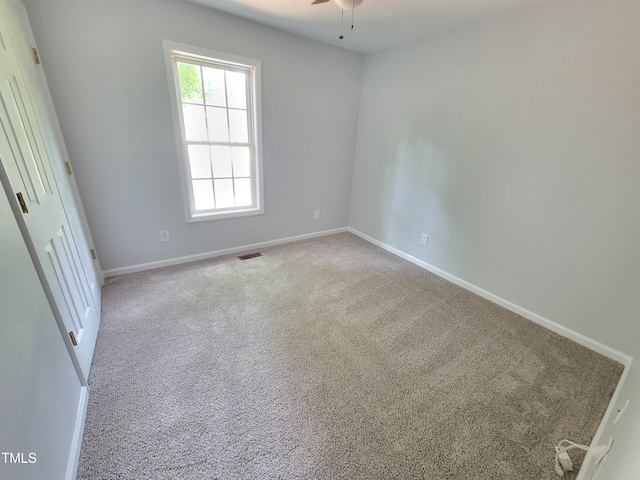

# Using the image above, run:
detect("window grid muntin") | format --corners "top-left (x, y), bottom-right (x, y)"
top-left (173, 53), bottom-right (256, 214)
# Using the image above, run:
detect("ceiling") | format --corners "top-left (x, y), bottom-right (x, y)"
top-left (181, 0), bottom-right (552, 54)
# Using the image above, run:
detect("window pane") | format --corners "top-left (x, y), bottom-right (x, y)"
top-left (228, 109), bottom-right (248, 143)
top-left (177, 62), bottom-right (203, 104)
top-left (214, 179), bottom-right (234, 209)
top-left (234, 178), bottom-right (252, 207)
top-left (188, 145), bottom-right (212, 179)
top-left (193, 179), bottom-right (215, 210)
top-left (203, 67), bottom-right (226, 107)
top-left (206, 106), bottom-right (229, 142)
top-left (226, 70), bottom-right (247, 109)
top-left (183, 104), bottom-right (207, 141)
top-left (210, 146), bottom-right (232, 178)
top-left (231, 147), bottom-right (251, 177)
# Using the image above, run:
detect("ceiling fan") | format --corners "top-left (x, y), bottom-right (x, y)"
top-left (311, 0), bottom-right (365, 9)
top-left (311, 0), bottom-right (366, 39)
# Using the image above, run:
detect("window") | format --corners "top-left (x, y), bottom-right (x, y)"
top-left (163, 41), bottom-right (263, 221)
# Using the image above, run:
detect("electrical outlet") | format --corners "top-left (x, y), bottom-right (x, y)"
top-left (593, 437), bottom-right (614, 465)
top-left (160, 229), bottom-right (170, 242)
top-left (315, 210), bottom-right (320, 219)
top-left (590, 439), bottom-right (614, 480)
top-left (420, 233), bottom-right (429, 245)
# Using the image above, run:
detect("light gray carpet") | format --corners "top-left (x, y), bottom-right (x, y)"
top-left (77, 233), bottom-right (622, 479)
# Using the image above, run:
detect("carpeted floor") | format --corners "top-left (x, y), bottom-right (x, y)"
top-left (77, 232), bottom-right (623, 479)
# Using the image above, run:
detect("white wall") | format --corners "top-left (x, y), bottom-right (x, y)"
top-left (21, 0), bottom-right (363, 271)
top-left (350, 0), bottom-right (640, 357)
top-left (0, 180), bottom-right (84, 480)
top-left (349, 0), bottom-right (640, 476)
top-left (19, 0), bottom-right (640, 476)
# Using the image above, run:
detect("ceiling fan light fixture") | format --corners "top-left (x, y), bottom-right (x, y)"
top-left (334, 0), bottom-right (364, 10)
top-left (312, 0), bottom-right (365, 40)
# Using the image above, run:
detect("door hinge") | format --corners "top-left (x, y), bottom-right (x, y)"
top-left (69, 331), bottom-right (78, 346)
top-left (90, 249), bottom-right (97, 260)
top-left (31, 47), bottom-right (40, 65)
top-left (16, 192), bottom-right (29, 213)
top-left (65, 161), bottom-right (72, 175)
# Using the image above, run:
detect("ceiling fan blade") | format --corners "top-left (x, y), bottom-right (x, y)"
top-left (311, 0), bottom-right (331, 4)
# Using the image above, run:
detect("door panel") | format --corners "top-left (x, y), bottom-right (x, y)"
top-left (10, 73), bottom-right (54, 193)
top-left (0, 74), bottom-right (51, 205)
top-left (12, 2), bottom-right (102, 312)
top-left (0, 0), bottom-right (99, 379)
top-left (45, 225), bottom-right (93, 338)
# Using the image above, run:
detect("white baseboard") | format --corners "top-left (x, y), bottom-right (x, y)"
top-left (66, 385), bottom-right (89, 480)
top-left (347, 227), bottom-right (632, 366)
top-left (103, 227), bottom-right (348, 277)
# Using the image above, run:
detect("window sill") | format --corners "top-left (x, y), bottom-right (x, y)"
top-left (187, 206), bottom-right (264, 223)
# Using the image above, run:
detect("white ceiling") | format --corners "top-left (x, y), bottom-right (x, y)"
top-left (181, 0), bottom-right (552, 54)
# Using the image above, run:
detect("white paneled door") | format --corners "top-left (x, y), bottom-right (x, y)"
top-left (0, 0), bottom-right (99, 381)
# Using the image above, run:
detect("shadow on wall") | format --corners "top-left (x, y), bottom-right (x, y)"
top-left (376, 131), bottom-right (459, 266)
top-left (371, 113), bottom-right (554, 283)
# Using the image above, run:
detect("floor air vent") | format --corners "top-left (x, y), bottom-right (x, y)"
top-left (237, 252), bottom-right (262, 260)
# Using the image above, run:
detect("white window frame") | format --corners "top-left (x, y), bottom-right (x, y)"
top-left (163, 40), bottom-right (264, 222)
